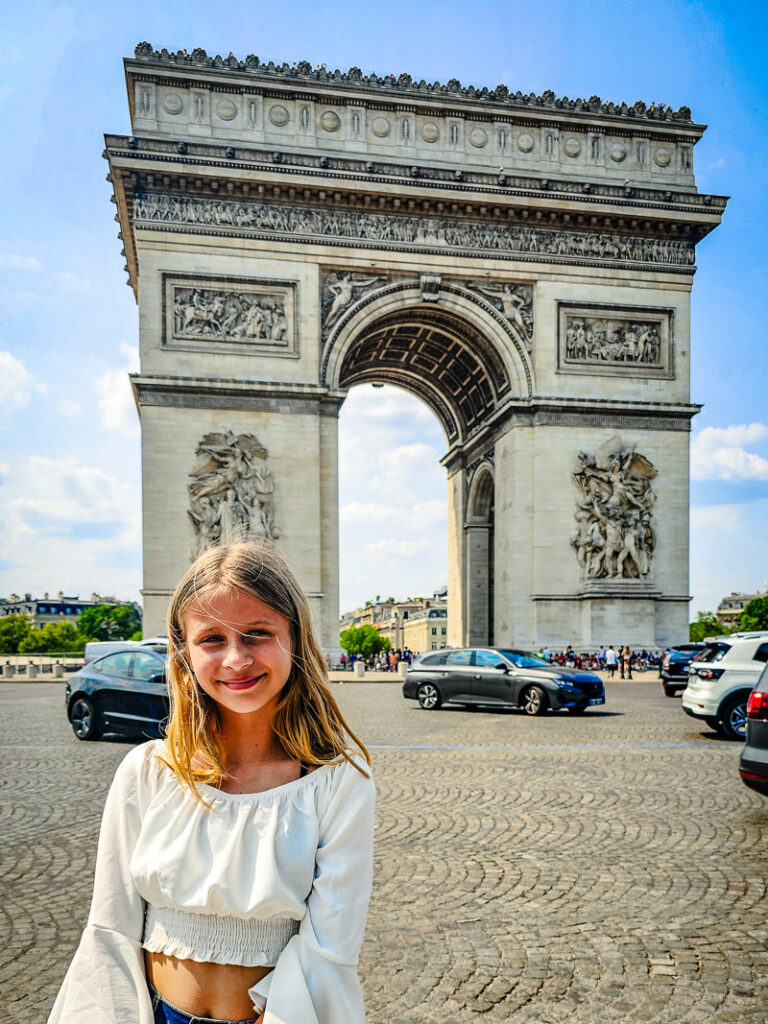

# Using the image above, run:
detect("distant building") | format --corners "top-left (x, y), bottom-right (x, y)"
top-left (0, 592), bottom-right (137, 629)
top-left (717, 588), bottom-right (767, 629)
top-left (340, 588), bottom-right (448, 654)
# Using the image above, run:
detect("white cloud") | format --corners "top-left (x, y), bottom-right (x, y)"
top-left (93, 342), bottom-right (140, 437)
top-left (691, 423), bottom-right (768, 481)
top-left (690, 504), bottom-right (742, 533)
top-left (0, 252), bottom-right (42, 272)
top-left (57, 399), bottom-right (82, 418)
top-left (54, 271), bottom-right (91, 293)
top-left (341, 499), bottom-right (445, 530)
top-left (365, 538), bottom-right (431, 557)
top-left (0, 351), bottom-right (45, 424)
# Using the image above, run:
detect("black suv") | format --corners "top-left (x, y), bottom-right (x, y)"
top-left (660, 643), bottom-right (706, 697)
top-left (739, 662), bottom-right (768, 794)
top-left (402, 647), bottom-right (605, 715)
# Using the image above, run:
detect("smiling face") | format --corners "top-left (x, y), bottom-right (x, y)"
top-left (183, 587), bottom-right (294, 720)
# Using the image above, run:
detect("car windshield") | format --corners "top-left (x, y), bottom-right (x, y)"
top-left (498, 649), bottom-right (551, 668)
top-left (695, 642), bottom-right (731, 664)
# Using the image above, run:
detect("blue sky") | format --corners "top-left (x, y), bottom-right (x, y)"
top-left (1, 0), bottom-right (767, 617)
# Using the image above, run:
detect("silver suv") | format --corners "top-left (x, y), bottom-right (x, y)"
top-left (681, 632), bottom-right (768, 740)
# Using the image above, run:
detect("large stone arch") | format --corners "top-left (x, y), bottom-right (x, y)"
top-left (112, 45), bottom-right (725, 651)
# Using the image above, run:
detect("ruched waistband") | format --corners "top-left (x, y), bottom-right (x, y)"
top-left (143, 905), bottom-right (300, 967)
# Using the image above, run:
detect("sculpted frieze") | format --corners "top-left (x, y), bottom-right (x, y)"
top-left (162, 274), bottom-right (297, 356)
top-left (134, 192), bottom-right (695, 269)
top-left (571, 437), bottom-right (657, 581)
top-left (188, 430), bottom-right (280, 556)
top-left (557, 303), bottom-right (673, 378)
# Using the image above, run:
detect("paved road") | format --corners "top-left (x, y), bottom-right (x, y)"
top-left (2, 681), bottom-right (768, 1023)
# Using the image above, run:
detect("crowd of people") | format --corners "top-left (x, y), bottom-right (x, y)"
top-left (536, 644), bottom-right (662, 678)
top-left (339, 648), bottom-right (414, 671)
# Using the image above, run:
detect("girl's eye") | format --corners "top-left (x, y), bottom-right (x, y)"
top-left (200, 634), bottom-right (224, 644)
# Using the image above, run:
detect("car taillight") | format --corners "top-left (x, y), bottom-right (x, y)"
top-left (747, 691), bottom-right (768, 720)
top-left (695, 667), bottom-right (724, 681)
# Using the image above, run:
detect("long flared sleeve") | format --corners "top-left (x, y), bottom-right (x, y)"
top-left (48, 743), bottom-right (155, 1024)
top-left (251, 756), bottom-right (376, 1024)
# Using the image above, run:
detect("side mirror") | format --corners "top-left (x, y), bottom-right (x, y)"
top-left (149, 671), bottom-right (166, 684)
top-left (494, 662), bottom-right (508, 672)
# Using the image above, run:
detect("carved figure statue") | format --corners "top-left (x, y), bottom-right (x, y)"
top-left (571, 437), bottom-right (657, 580)
top-left (468, 282), bottom-right (534, 350)
top-left (321, 272), bottom-right (386, 333)
top-left (187, 431), bottom-right (280, 556)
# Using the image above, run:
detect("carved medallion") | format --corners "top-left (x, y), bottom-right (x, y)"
top-left (469, 126), bottom-right (488, 148)
top-left (654, 147), bottom-right (672, 167)
top-left (571, 437), bottom-right (657, 581)
top-left (371, 116), bottom-right (391, 138)
top-left (188, 431), bottom-right (280, 556)
top-left (268, 104), bottom-right (289, 126)
top-left (563, 137), bottom-right (581, 157)
top-left (320, 110), bottom-right (341, 132)
top-left (216, 99), bottom-right (237, 121)
top-left (421, 121), bottom-right (439, 143)
top-left (517, 132), bottom-right (535, 153)
top-left (609, 142), bottom-right (628, 162)
top-left (163, 93), bottom-right (183, 115)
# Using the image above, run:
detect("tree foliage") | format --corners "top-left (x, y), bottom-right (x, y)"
top-left (689, 611), bottom-right (730, 643)
top-left (0, 615), bottom-right (32, 654)
top-left (738, 596), bottom-right (768, 632)
top-left (76, 604), bottom-right (141, 641)
top-left (339, 624), bottom-right (391, 658)
top-left (18, 622), bottom-right (86, 654)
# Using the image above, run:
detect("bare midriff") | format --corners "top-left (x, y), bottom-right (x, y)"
top-left (145, 952), bottom-right (272, 1020)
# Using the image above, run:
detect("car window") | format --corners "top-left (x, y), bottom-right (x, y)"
top-left (753, 643), bottom-right (768, 664)
top-left (444, 650), bottom-right (472, 666)
top-left (131, 652), bottom-right (165, 681)
top-left (94, 651), bottom-right (135, 678)
top-left (475, 650), bottom-right (507, 668)
top-left (498, 649), bottom-right (551, 668)
top-left (696, 642), bottom-right (731, 664)
top-left (419, 652), bottom-right (448, 665)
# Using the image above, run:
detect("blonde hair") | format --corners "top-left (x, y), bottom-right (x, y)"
top-left (160, 542), bottom-right (370, 803)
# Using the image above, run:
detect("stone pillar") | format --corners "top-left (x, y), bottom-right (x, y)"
top-left (465, 522), bottom-right (491, 646)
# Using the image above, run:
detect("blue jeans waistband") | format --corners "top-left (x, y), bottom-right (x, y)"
top-left (149, 982), bottom-right (259, 1024)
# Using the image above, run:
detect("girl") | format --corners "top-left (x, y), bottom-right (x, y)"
top-left (49, 543), bottom-right (375, 1024)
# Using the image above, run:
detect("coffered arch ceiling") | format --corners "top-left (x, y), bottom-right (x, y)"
top-left (337, 307), bottom-right (511, 445)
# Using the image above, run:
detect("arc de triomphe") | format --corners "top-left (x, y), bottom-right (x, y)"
top-left (106, 44), bottom-right (726, 651)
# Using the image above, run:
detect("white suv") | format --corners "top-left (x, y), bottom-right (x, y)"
top-left (682, 632), bottom-right (768, 740)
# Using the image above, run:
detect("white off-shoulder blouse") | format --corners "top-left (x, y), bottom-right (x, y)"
top-left (47, 739), bottom-right (375, 1024)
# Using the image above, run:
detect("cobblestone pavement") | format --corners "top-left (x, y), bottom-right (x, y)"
top-left (3, 681), bottom-right (768, 1023)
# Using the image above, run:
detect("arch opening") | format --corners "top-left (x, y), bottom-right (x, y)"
top-left (466, 465), bottom-right (495, 648)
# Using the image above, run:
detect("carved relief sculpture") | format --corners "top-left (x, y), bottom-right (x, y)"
top-left (565, 315), bottom-right (660, 365)
top-left (571, 436), bottom-right (657, 580)
top-left (465, 281), bottom-right (533, 351)
top-left (172, 286), bottom-right (288, 343)
top-left (188, 431), bottom-right (280, 555)
top-left (134, 192), bottom-right (696, 269)
top-left (321, 271), bottom-right (386, 335)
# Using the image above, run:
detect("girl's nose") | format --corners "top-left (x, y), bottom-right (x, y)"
top-left (221, 640), bottom-right (254, 670)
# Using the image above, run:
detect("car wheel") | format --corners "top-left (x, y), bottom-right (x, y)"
top-left (70, 697), bottom-right (101, 741)
top-left (417, 682), bottom-right (442, 710)
top-left (521, 685), bottom-right (548, 716)
top-left (718, 696), bottom-right (748, 741)
top-left (703, 715), bottom-right (720, 730)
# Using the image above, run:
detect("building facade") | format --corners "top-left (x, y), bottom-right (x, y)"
top-left (717, 589), bottom-right (767, 629)
top-left (107, 44), bottom-right (726, 651)
top-left (0, 593), bottom-right (127, 628)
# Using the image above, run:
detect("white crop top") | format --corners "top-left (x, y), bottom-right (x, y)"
top-left (47, 740), bottom-right (375, 1024)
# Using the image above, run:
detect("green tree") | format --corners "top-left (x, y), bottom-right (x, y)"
top-left (738, 596), bottom-right (768, 632)
top-left (689, 611), bottom-right (730, 643)
top-left (339, 624), bottom-right (391, 659)
top-left (77, 604), bottom-right (141, 641)
top-left (19, 622), bottom-right (87, 654)
top-left (0, 614), bottom-right (32, 654)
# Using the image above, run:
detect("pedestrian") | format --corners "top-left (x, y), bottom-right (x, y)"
top-left (340, 652), bottom-right (347, 671)
top-left (48, 542), bottom-right (375, 1024)
top-left (598, 646), bottom-right (606, 669)
top-left (621, 644), bottom-right (633, 680)
top-left (605, 645), bottom-right (618, 679)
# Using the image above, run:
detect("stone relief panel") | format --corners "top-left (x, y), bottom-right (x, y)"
top-left (321, 271), bottom-right (387, 337)
top-left (571, 436), bottom-right (657, 581)
top-left (136, 193), bottom-right (696, 269)
top-left (557, 303), bottom-right (673, 378)
top-left (188, 430), bottom-right (280, 556)
top-left (465, 282), bottom-right (533, 351)
top-left (162, 274), bottom-right (298, 357)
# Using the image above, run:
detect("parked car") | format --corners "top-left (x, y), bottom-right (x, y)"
top-left (739, 662), bottom-right (768, 794)
top-left (402, 647), bottom-right (605, 714)
top-left (660, 643), bottom-right (707, 697)
top-left (66, 648), bottom-right (168, 740)
top-left (83, 636), bottom-right (168, 663)
top-left (681, 632), bottom-right (768, 741)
